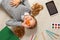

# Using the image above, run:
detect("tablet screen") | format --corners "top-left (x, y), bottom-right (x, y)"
top-left (46, 1), bottom-right (58, 15)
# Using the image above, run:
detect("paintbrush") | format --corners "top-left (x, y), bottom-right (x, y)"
top-left (34, 35), bottom-right (38, 40)
top-left (46, 30), bottom-right (57, 39)
top-left (46, 30), bottom-right (59, 37)
top-left (31, 34), bottom-right (34, 40)
top-left (41, 32), bottom-right (46, 40)
top-left (46, 31), bottom-right (53, 40)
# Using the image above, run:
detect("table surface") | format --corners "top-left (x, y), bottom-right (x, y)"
top-left (0, 0), bottom-right (60, 40)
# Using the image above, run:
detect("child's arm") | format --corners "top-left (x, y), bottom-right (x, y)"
top-left (21, 0), bottom-right (31, 13)
top-left (22, 0), bottom-right (30, 9)
top-left (6, 19), bottom-right (23, 26)
top-left (6, 19), bottom-right (30, 27)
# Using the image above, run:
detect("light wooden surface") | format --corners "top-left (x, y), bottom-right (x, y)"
top-left (0, 0), bottom-right (60, 40)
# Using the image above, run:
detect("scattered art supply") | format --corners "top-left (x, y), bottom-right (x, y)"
top-left (30, 33), bottom-right (38, 40)
top-left (46, 30), bottom-right (57, 39)
top-left (31, 34), bottom-right (34, 40)
top-left (46, 30), bottom-right (60, 40)
top-left (46, 30), bottom-right (60, 37)
top-left (0, 26), bottom-right (19, 40)
top-left (52, 23), bottom-right (60, 29)
top-left (46, 31), bottom-right (53, 40)
top-left (41, 32), bottom-right (46, 40)
top-left (34, 34), bottom-right (38, 40)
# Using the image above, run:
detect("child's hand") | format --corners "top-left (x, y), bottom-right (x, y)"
top-left (22, 22), bottom-right (31, 28)
top-left (10, 0), bottom-right (22, 7)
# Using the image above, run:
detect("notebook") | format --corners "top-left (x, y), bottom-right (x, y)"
top-left (0, 26), bottom-right (19, 40)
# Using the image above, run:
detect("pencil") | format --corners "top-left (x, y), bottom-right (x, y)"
top-left (41, 32), bottom-right (46, 40)
top-left (46, 30), bottom-right (59, 37)
top-left (46, 31), bottom-right (53, 40)
top-left (46, 30), bottom-right (57, 39)
top-left (31, 34), bottom-right (34, 40)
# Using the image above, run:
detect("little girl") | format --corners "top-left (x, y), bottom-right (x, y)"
top-left (1, 0), bottom-right (37, 29)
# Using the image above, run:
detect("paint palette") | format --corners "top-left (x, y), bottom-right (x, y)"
top-left (52, 23), bottom-right (60, 29)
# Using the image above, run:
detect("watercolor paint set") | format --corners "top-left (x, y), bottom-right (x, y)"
top-left (52, 23), bottom-right (60, 29)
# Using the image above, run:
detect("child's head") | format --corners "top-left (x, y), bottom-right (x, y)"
top-left (23, 14), bottom-right (37, 29)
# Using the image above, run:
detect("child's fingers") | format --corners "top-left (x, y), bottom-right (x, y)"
top-left (10, 0), bottom-right (16, 4)
top-left (23, 25), bottom-right (29, 28)
top-left (15, 3), bottom-right (19, 8)
top-left (10, 0), bottom-right (14, 4)
top-left (22, 23), bottom-right (28, 27)
top-left (11, 0), bottom-right (15, 2)
top-left (10, 3), bottom-right (16, 7)
top-left (10, 2), bottom-right (13, 5)
top-left (10, 1), bottom-right (16, 4)
top-left (10, 1), bottom-right (15, 5)
top-left (10, 2), bottom-right (16, 7)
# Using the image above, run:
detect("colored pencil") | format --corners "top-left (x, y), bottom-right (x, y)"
top-left (31, 34), bottom-right (34, 40)
top-left (46, 30), bottom-right (59, 37)
top-left (41, 32), bottom-right (46, 40)
top-left (46, 30), bottom-right (57, 39)
top-left (46, 31), bottom-right (53, 40)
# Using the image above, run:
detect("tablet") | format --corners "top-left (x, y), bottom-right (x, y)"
top-left (46, 1), bottom-right (58, 16)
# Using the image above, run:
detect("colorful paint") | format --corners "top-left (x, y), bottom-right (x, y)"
top-left (52, 23), bottom-right (60, 29)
